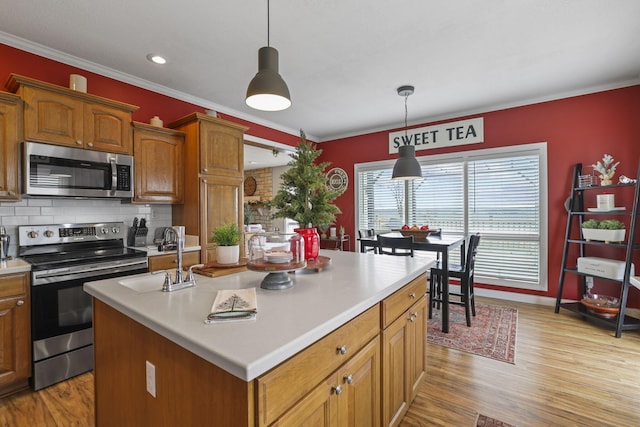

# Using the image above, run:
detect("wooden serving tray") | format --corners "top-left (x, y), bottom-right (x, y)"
top-left (302, 256), bottom-right (331, 272)
top-left (193, 259), bottom-right (248, 278)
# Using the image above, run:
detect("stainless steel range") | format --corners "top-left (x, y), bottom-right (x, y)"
top-left (18, 222), bottom-right (148, 390)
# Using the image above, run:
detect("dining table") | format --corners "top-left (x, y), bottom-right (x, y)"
top-left (358, 231), bottom-right (466, 333)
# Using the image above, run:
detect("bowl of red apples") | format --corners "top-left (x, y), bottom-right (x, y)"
top-left (393, 225), bottom-right (441, 240)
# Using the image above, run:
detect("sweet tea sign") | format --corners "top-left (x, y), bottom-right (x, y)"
top-left (388, 117), bottom-right (484, 153)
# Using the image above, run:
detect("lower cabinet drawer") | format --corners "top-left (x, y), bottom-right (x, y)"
top-left (147, 250), bottom-right (200, 272)
top-left (256, 305), bottom-right (380, 426)
top-left (381, 273), bottom-right (427, 328)
top-left (0, 272), bottom-right (28, 299)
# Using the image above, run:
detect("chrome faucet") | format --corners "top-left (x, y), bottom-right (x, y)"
top-left (161, 226), bottom-right (203, 292)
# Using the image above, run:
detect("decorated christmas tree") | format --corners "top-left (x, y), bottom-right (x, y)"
top-left (271, 130), bottom-right (344, 228)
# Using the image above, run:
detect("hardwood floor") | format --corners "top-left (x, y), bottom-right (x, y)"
top-left (1, 297), bottom-right (639, 426)
top-left (401, 297), bottom-right (640, 426)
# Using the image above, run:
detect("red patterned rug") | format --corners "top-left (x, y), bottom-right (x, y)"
top-left (427, 303), bottom-right (517, 364)
top-left (475, 413), bottom-right (516, 427)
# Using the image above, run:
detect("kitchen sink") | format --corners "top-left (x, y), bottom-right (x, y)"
top-left (118, 274), bottom-right (164, 293)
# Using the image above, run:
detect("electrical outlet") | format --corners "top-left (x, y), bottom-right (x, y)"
top-left (146, 360), bottom-right (156, 397)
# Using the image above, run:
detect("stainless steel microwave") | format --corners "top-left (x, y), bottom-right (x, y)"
top-left (24, 142), bottom-right (134, 198)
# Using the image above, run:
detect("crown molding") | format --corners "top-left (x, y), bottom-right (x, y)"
top-left (0, 31), bottom-right (310, 140)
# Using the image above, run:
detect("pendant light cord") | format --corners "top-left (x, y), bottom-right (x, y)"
top-left (404, 92), bottom-right (409, 137)
top-left (267, 0), bottom-right (270, 47)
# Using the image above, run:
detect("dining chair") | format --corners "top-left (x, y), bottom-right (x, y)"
top-left (428, 233), bottom-right (481, 326)
top-left (358, 228), bottom-right (377, 253)
top-left (377, 234), bottom-right (414, 257)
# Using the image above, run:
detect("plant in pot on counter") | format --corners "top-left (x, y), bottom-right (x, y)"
top-left (581, 219), bottom-right (626, 243)
top-left (210, 222), bottom-right (242, 264)
top-left (270, 130), bottom-right (345, 260)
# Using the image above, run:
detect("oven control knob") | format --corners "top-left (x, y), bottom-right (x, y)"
top-left (100, 227), bottom-right (109, 235)
top-left (27, 230), bottom-right (39, 239)
top-left (112, 227), bottom-right (120, 234)
top-left (44, 230), bottom-right (54, 238)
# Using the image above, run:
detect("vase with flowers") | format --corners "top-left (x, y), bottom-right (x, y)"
top-left (270, 130), bottom-right (345, 260)
top-left (592, 154), bottom-right (620, 186)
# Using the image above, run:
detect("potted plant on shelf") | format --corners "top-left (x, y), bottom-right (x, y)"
top-left (210, 222), bottom-right (242, 264)
top-left (581, 219), bottom-right (626, 243)
top-left (592, 154), bottom-right (620, 186)
top-left (270, 130), bottom-right (345, 259)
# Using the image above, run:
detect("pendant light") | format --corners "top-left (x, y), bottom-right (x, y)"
top-left (392, 85), bottom-right (422, 180)
top-left (246, 0), bottom-right (291, 111)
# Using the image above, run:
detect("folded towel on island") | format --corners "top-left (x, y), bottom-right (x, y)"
top-left (205, 288), bottom-right (257, 324)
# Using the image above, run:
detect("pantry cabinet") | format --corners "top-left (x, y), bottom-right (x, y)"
top-left (0, 272), bottom-right (30, 398)
top-left (6, 74), bottom-right (137, 154)
top-left (132, 122), bottom-right (185, 204)
top-left (169, 113), bottom-right (247, 263)
top-left (0, 92), bottom-right (21, 200)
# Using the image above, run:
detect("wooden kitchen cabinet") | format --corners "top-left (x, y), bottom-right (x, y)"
top-left (0, 272), bottom-right (31, 398)
top-left (6, 74), bottom-right (137, 154)
top-left (256, 305), bottom-right (379, 426)
top-left (169, 113), bottom-right (247, 263)
top-left (273, 336), bottom-right (380, 427)
top-left (0, 92), bottom-right (22, 200)
top-left (381, 275), bottom-right (427, 427)
top-left (132, 122), bottom-right (185, 204)
top-left (147, 250), bottom-right (201, 272)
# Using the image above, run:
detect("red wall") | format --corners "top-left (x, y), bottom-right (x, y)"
top-left (318, 86), bottom-right (640, 301)
top-left (0, 43), bottom-right (301, 146)
top-left (2, 42), bottom-right (639, 302)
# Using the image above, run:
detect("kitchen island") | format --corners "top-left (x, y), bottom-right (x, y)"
top-left (84, 250), bottom-right (433, 426)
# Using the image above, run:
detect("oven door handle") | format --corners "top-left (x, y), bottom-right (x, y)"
top-left (34, 260), bottom-right (147, 279)
top-left (110, 157), bottom-right (117, 196)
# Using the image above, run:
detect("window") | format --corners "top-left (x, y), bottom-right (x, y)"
top-left (355, 143), bottom-right (548, 291)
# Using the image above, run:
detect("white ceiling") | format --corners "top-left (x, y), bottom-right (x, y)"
top-left (244, 144), bottom-right (293, 170)
top-left (1, 0), bottom-right (639, 147)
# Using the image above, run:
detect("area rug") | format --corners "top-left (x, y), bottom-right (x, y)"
top-left (475, 413), bottom-right (516, 427)
top-left (427, 303), bottom-right (517, 364)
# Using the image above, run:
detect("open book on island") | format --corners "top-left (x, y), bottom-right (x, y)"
top-left (205, 288), bottom-right (257, 324)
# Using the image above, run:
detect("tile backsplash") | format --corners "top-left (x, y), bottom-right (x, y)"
top-left (0, 198), bottom-right (172, 258)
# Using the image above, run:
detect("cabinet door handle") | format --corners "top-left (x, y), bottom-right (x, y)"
top-left (88, 142), bottom-right (94, 147)
top-left (332, 385), bottom-right (342, 395)
top-left (16, 300), bottom-right (24, 306)
top-left (202, 168), bottom-right (208, 173)
top-left (407, 314), bottom-right (415, 322)
top-left (76, 140), bottom-right (83, 145)
top-left (343, 374), bottom-right (353, 384)
top-left (336, 345), bottom-right (347, 355)
top-left (409, 292), bottom-right (416, 299)
top-left (413, 311), bottom-right (419, 318)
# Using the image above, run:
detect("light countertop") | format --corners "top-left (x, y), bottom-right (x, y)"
top-left (84, 250), bottom-right (433, 381)
top-left (0, 258), bottom-right (32, 274)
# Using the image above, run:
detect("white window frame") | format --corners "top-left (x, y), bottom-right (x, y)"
top-left (354, 142), bottom-right (548, 291)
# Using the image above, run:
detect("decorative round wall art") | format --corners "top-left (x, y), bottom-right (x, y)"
top-left (244, 176), bottom-right (257, 196)
top-left (326, 168), bottom-right (348, 193)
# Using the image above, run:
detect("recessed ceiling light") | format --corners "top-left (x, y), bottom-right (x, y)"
top-left (146, 53), bottom-right (167, 65)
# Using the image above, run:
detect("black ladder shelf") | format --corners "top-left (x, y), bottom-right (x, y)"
top-left (554, 159), bottom-right (640, 337)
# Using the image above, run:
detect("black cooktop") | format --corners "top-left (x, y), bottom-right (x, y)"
top-left (21, 241), bottom-right (146, 269)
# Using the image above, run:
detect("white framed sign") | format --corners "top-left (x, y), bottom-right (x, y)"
top-left (326, 168), bottom-right (348, 193)
top-left (388, 117), bottom-right (484, 153)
